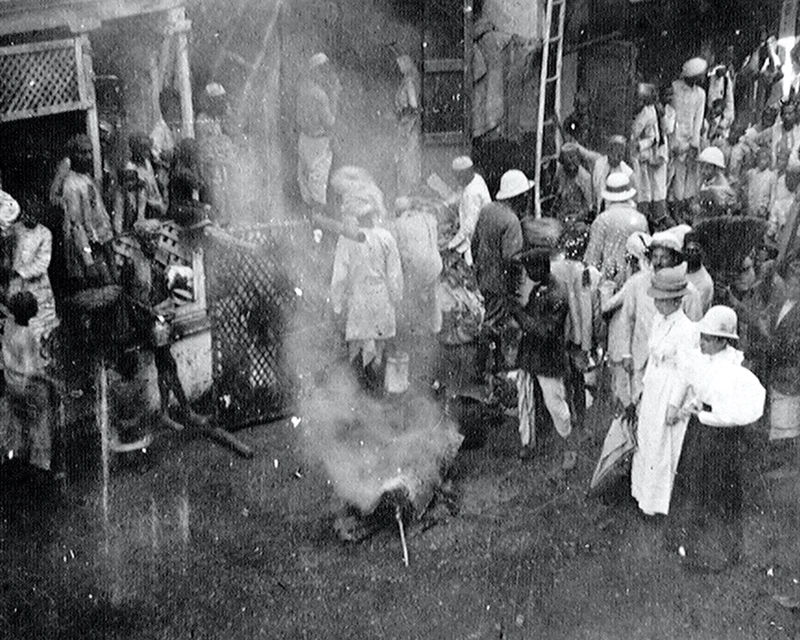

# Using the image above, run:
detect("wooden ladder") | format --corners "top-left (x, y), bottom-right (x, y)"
top-left (209, 0), bottom-right (282, 128)
top-left (534, 0), bottom-right (566, 218)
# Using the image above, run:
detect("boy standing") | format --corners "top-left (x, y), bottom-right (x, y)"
top-left (2, 292), bottom-right (54, 474)
top-left (512, 248), bottom-right (574, 468)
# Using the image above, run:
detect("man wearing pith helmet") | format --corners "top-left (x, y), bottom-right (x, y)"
top-left (470, 169), bottom-right (530, 381)
top-left (693, 145), bottom-right (735, 219)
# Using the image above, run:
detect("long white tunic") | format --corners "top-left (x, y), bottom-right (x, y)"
top-left (631, 309), bottom-right (699, 515)
top-left (330, 226), bottom-right (403, 343)
top-left (619, 269), bottom-right (704, 401)
top-left (670, 80), bottom-right (705, 154)
top-left (9, 223), bottom-right (59, 341)
top-left (631, 104), bottom-right (669, 203)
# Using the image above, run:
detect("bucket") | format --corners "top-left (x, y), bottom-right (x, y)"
top-left (384, 352), bottom-right (410, 394)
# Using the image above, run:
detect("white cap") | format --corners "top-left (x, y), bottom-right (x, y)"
top-left (452, 156), bottom-right (473, 171)
top-left (309, 52), bottom-right (329, 68)
top-left (698, 146), bottom-right (726, 169)
top-left (495, 169), bottom-right (534, 200)
top-left (698, 305), bottom-right (738, 340)
top-left (205, 82), bottom-right (226, 97)
top-left (682, 57), bottom-right (708, 78)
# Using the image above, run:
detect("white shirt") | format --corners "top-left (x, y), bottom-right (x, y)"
top-left (685, 346), bottom-right (766, 427)
top-left (671, 79), bottom-right (706, 153)
top-left (447, 173), bottom-right (491, 265)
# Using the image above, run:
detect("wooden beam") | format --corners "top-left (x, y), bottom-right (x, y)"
top-left (0, 0), bottom-right (185, 37)
top-left (80, 34), bottom-right (103, 183)
top-left (170, 7), bottom-right (194, 138)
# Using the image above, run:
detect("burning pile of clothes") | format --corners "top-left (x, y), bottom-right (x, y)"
top-left (300, 366), bottom-right (462, 545)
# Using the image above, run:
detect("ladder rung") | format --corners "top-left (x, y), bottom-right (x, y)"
top-left (541, 155), bottom-right (560, 163)
top-left (545, 75), bottom-right (559, 82)
top-left (547, 36), bottom-right (562, 44)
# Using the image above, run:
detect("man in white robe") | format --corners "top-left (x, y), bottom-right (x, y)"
top-left (669, 58), bottom-right (707, 210)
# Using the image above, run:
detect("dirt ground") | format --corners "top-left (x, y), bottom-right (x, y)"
top-left (3, 383), bottom-right (800, 640)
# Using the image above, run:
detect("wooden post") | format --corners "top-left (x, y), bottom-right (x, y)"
top-left (96, 355), bottom-right (111, 532)
top-left (170, 7), bottom-right (194, 139)
top-left (80, 34), bottom-right (102, 184)
top-left (462, 0), bottom-right (473, 155)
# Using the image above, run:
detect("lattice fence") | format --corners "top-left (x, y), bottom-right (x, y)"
top-left (0, 39), bottom-right (87, 122)
top-left (205, 221), bottom-right (321, 428)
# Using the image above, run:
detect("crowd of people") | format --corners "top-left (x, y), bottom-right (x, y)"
top-left (0, 84), bottom-right (241, 491)
top-left (3, 40), bottom-right (800, 571)
top-left (323, 51), bottom-right (800, 572)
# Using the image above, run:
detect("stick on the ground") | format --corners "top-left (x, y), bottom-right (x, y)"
top-left (201, 425), bottom-right (255, 459)
top-left (396, 505), bottom-right (409, 567)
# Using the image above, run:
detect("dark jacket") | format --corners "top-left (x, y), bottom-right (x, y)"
top-left (516, 274), bottom-right (569, 377)
top-left (471, 202), bottom-right (523, 298)
top-left (766, 289), bottom-right (800, 395)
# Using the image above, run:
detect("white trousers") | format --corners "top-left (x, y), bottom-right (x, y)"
top-left (669, 154), bottom-right (698, 201)
top-left (517, 370), bottom-right (572, 447)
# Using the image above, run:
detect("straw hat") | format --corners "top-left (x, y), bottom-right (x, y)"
top-left (0, 190), bottom-right (20, 230)
top-left (602, 172), bottom-right (637, 202)
top-left (496, 169), bottom-right (534, 200)
top-left (698, 305), bottom-right (739, 340)
top-left (682, 57), bottom-right (708, 78)
top-left (698, 146), bottom-right (725, 169)
top-left (647, 264), bottom-right (690, 299)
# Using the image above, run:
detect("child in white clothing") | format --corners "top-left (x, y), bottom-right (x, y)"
top-left (2, 292), bottom-right (54, 473)
top-left (743, 147), bottom-right (777, 218)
